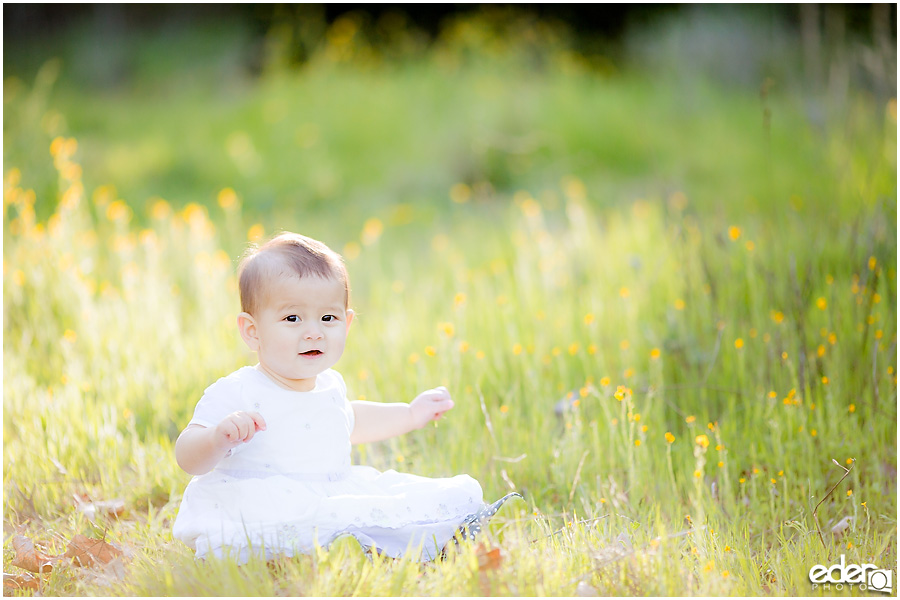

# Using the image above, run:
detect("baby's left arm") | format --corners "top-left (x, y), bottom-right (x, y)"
top-left (349, 386), bottom-right (454, 444)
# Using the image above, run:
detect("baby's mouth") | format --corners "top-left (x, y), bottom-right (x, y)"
top-left (300, 350), bottom-right (323, 356)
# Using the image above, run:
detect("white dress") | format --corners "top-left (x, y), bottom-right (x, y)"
top-left (172, 367), bottom-right (484, 562)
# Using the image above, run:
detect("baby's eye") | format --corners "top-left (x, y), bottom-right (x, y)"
top-left (322, 315), bottom-right (337, 322)
top-left (285, 315), bottom-right (299, 323)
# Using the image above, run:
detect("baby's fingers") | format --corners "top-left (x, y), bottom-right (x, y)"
top-left (236, 412), bottom-right (266, 442)
top-left (428, 396), bottom-right (454, 419)
top-left (219, 419), bottom-right (243, 444)
top-left (246, 411), bottom-right (267, 433)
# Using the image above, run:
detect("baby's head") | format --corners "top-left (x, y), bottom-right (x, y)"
top-left (238, 232), bottom-right (350, 316)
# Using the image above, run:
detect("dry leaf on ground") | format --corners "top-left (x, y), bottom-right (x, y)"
top-left (475, 544), bottom-right (503, 570)
top-left (10, 535), bottom-right (56, 573)
top-left (64, 535), bottom-right (123, 567)
top-left (3, 572), bottom-right (40, 592)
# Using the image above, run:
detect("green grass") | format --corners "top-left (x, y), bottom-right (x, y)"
top-left (3, 12), bottom-right (897, 596)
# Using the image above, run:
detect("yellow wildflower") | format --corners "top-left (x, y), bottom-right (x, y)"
top-left (449, 182), bottom-right (471, 204)
top-left (217, 187), bottom-right (238, 209)
top-left (106, 200), bottom-right (131, 222)
top-left (247, 223), bottom-right (265, 242)
top-left (361, 217), bottom-right (384, 245)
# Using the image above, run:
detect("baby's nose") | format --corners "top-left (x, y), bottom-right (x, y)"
top-left (304, 325), bottom-right (324, 340)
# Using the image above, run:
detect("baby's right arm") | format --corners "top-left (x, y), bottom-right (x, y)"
top-left (174, 411), bottom-right (266, 475)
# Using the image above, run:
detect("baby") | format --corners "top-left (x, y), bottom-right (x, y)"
top-left (173, 232), bottom-right (496, 562)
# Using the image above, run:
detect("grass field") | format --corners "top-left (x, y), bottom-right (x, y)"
top-left (3, 10), bottom-right (897, 596)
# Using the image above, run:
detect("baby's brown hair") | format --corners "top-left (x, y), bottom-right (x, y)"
top-left (237, 232), bottom-right (350, 316)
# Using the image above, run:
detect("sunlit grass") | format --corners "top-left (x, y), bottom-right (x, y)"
top-left (3, 16), bottom-right (896, 596)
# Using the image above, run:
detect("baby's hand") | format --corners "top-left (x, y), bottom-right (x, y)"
top-left (409, 386), bottom-right (454, 429)
top-left (214, 411), bottom-right (266, 450)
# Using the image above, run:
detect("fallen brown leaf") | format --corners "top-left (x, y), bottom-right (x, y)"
top-left (10, 536), bottom-right (56, 574)
top-left (64, 535), bottom-right (123, 568)
top-left (475, 543), bottom-right (503, 571)
top-left (3, 572), bottom-right (40, 592)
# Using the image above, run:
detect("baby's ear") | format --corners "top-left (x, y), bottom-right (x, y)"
top-left (237, 312), bottom-right (259, 351)
top-left (345, 309), bottom-right (355, 331)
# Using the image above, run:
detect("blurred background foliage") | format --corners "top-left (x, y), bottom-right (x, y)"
top-left (4, 4), bottom-right (896, 240)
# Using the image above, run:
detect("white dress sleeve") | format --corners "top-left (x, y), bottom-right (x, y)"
top-left (188, 373), bottom-right (243, 428)
top-left (188, 371), bottom-right (250, 457)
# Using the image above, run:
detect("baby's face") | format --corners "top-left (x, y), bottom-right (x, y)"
top-left (252, 274), bottom-right (352, 391)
